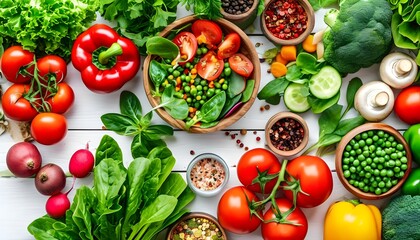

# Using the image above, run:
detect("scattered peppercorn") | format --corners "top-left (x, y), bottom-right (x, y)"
top-left (224, 131), bottom-right (230, 136)
top-left (256, 136), bottom-right (261, 141)
top-left (264, 0), bottom-right (308, 40)
top-left (269, 117), bottom-right (304, 151)
top-left (253, 131), bottom-right (257, 135)
top-left (190, 150), bottom-right (195, 155)
top-left (264, 105), bottom-right (270, 110)
top-left (236, 139), bottom-right (241, 144)
top-left (260, 106), bottom-right (265, 111)
top-left (222, 0), bottom-right (254, 15)
top-left (239, 143), bottom-right (244, 148)
top-left (245, 146), bottom-right (249, 151)
top-left (255, 42), bottom-right (262, 47)
top-left (240, 129), bottom-right (247, 135)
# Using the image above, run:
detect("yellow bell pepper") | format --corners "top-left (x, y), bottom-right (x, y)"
top-left (324, 200), bottom-right (381, 240)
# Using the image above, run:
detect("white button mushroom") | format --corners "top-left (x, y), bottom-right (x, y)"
top-left (354, 81), bottom-right (394, 122)
top-left (380, 52), bottom-right (418, 89)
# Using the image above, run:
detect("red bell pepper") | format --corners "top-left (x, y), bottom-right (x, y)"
top-left (71, 24), bottom-right (140, 93)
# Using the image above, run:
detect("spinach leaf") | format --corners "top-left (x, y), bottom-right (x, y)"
top-left (70, 186), bottom-right (96, 240)
top-left (95, 135), bottom-right (123, 166)
top-left (101, 113), bottom-right (137, 135)
top-left (147, 146), bottom-right (176, 189)
top-left (219, 93), bottom-right (242, 120)
top-left (149, 60), bottom-right (169, 96)
top-left (146, 36), bottom-right (179, 59)
top-left (155, 85), bottom-right (189, 120)
top-left (334, 115), bottom-right (366, 136)
top-left (131, 133), bottom-right (167, 159)
top-left (344, 77), bottom-right (363, 115)
top-left (185, 91), bottom-right (226, 129)
top-left (28, 216), bottom-right (77, 240)
top-left (308, 92), bottom-right (340, 114)
top-left (200, 121), bottom-right (220, 129)
top-left (257, 77), bottom-right (289, 101)
top-left (318, 104), bottom-right (343, 136)
top-left (241, 79), bottom-right (255, 103)
top-left (296, 52), bottom-right (319, 75)
top-left (285, 64), bottom-right (303, 81)
top-left (120, 91), bottom-right (143, 123)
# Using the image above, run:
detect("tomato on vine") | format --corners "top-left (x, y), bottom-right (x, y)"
top-left (46, 82), bottom-right (75, 114)
top-left (237, 148), bottom-right (281, 194)
top-left (37, 55), bottom-right (68, 86)
top-left (0, 46), bottom-right (34, 84)
top-left (261, 198), bottom-right (308, 240)
top-left (1, 84), bottom-right (39, 121)
top-left (217, 186), bottom-right (262, 234)
top-left (284, 155), bottom-right (333, 208)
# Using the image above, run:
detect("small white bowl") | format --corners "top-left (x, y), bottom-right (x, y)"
top-left (186, 153), bottom-right (229, 197)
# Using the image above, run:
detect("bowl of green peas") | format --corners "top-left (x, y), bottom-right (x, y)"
top-left (143, 15), bottom-right (261, 133)
top-left (335, 123), bottom-right (412, 200)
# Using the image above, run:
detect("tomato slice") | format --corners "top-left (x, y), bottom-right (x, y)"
top-left (172, 31), bottom-right (198, 64)
top-left (191, 19), bottom-right (223, 49)
top-left (228, 53), bottom-right (254, 78)
top-left (217, 33), bottom-right (241, 59)
top-left (196, 51), bottom-right (224, 81)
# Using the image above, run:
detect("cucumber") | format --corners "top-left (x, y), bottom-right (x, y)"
top-left (284, 83), bottom-right (310, 113)
top-left (309, 66), bottom-right (341, 99)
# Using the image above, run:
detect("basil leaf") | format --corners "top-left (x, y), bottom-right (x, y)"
top-left (318, 104), bottom-right (343, 136)
top-left (120, 91), bottom-right (142, 122)
top-left (95, 135), bottom-right (123, 166)
top-left (101, 113), bottom-right (137, 135)
top-left (140, 111), bottom-right (153, 127)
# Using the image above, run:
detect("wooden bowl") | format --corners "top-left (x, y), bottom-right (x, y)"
top-left (335, 123), bottom-right (412, 200)
top-left (221, 0), bottom-right (259, 30)
top-left (166, 212), bottom-right (227, 240)
top-left (260, 0), bottom-right (315, 46)
top-left (143, 15), bottom-right (261, 133)
top-left (265, 112), bottom-right (309, 158)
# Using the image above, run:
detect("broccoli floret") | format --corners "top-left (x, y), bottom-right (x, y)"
top-left (382, 195), bottom-right (420, 240)
top-left (322, 0), bottom-right (393, 74)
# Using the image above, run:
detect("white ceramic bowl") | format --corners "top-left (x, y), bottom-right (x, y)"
top-left (186, 153), bottom-right (229, 197)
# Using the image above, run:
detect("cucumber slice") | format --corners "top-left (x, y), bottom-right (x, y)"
top-left (309, 66), bottom-right (341, 99)
top-left (284, 83), bottom-right (310, 113)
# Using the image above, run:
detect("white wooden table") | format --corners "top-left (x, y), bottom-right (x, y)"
top-left (0, 7), bottom-right (408, 240)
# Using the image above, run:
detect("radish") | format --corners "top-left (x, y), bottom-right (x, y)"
top-left (45, 177), bottom-right (75, 219)
top-left (35, 163), bottom-right (66, 196)
top-left (69, 146), bottom-right (95, 178)
top-left (6, 142), bottom-right (42, 177)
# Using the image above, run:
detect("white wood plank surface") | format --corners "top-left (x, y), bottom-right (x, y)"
top-left (0, 5), bottom-right (410, 240)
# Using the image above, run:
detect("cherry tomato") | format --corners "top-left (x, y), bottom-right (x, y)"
top-left (173, 32), bottom-right (198, 64)
top-left (237, 148), bottom-right (281, 194)
top-left (217, 186), bottom-right (262, 234)
top-left (217, 33), bottom-right (241, 59)
top-left (1, 84), bottom-right (39, 121)
top-left (284, 155), bottom-right (333, 208)
top-left (46, 82), bottom-right (75, 114)
top-left (0, 46), bottom-right (34, 83)
top-left (196, 51), bottom-right (224, 81)
top-left (261, 198), bottom-right (308, 240)
top-left (229, 53), bottom-right (254, 78)
top-left (394, 85), bottom-right (420, 125)
top-left (31, 113), bottom-right (67, 145)
top-left (37, 55), bottom-right (68, 85)
top-left (191, 19), bottom-right (223, 49)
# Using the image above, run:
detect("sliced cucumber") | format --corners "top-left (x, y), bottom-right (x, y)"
top-left (284, 83), bottom-right (310, 113)
top-left (309, 66), bottom-right (341, 99)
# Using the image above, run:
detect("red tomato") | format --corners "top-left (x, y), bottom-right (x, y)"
top-left (46, 82), bottom-right (75, 114)
top-left (1, 84), bottom-right (39, 121)
top-left (191, 19), bottom-right (223, 49)
top-left (261, 198), bottom-right (308, 240)
top-left (37, 55), bottom-right (68, 85)
top-left (217, 186), bottom-right (262, 234)
top-left (284, 155), bottom-right (333, 208)
top-left (172, 32), bottom-right (198, 64)
top-left (0, 46), bottom-right (34, 83)
top-left (229, 53), bottom-right (254, 78)
top-left (196, 51), bottom-right (224, 81)
top-left (31, 113), bottom-right (67, 145)
top-left (237, 148), bottom-right (281, 193)
top-left (217, 33), bottom-right (241, 59)
top-left (394, 85), bottom-right (420, 125)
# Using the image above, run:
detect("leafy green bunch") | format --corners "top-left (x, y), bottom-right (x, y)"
top-left (28, 135), bottom-right (195, 240)
top-left (0, 0), bottom-right (98, 59)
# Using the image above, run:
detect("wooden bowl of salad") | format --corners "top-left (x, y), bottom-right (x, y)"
top-left (143, 15), bottom-right (261, 133)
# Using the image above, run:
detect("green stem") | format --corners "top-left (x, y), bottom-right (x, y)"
top-left (99, 43), bottom-right (123, 65)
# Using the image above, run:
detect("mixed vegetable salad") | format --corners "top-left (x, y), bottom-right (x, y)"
top-left (0, 0), bottom-right (420, 239)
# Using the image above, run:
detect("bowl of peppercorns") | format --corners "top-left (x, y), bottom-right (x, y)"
top-left (221, 0), bottom-right (259, 30)
top-left (265, 112), bottom-right (309, 158)
top-left (261, 0), bottom-right (315, 45)
top-left (335, 123), bottom-right (412, 200)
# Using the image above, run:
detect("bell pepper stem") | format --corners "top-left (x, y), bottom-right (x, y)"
top-left (98, 43), bottom-right (123, 65)
top-left (347, 199), bottom-right (361, 206)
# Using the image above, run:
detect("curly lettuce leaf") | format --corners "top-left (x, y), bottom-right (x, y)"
top-left (0, 0), bottom-right (98, 59)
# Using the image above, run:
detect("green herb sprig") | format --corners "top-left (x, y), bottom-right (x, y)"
top-left (303, 77), bottom-right (366, 156)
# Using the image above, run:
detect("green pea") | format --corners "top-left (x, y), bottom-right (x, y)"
top-left (366, 138), bottom-right (373, 145)
top-left (372, 135), bottom-right (379, 141)
top-left (186, 97), bottom-right (192, 103)
top-left (350, 139), bottom-right (356, 146)
top-left (185, 62), bottom-right (191, 69)
top-left (345, 145), bottom-right (352, 151)
top-left (196, 48), bottom-right (202, 55)
top-left (361, 132), bottom-right (368, 139)
top-left (359, 140), bottom-right (366, 147)
top-left (224, 62), bottom-right (230, 68)
top-left (214, 82), bottom-right (221, 88)
top-left (396, 144), bottom-right (404, 151)
top-left (350, 166), bottom-right (356, 173)
top-left (401, 164), bottom-right (408, 171)
top-left (344, 151), bottom-right (350, 158)
top-left (190, 88), bottom-right (197, 96)
top-left (184, 86), bottom-right (191, 93)
top-left (378, 131), bottom-right (384, 137)
top-left (386, 170), bottom-right (394, 177)
top-left (185, 76), bottom-right (191, 82)
top-left (375, 188), bottom-right (382, 195)
top-left (224, 67), bottom-right (232, 76)
top-left (201, 47), bottom-right (208, 54)
top-left (344, 170), bottom-right (351, 178)
top-left (222, 83), bottom-right (228, 90)
top-left (380, 169), bottom-right (387, 177)
top-left (173, 70), bottom-right (181, 77)
top-left (196, 85), bottom-right (203, 91)
top-left (353, 159), bottom-right (360, 166)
